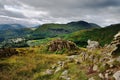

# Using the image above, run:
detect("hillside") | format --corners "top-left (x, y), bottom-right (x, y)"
top-left (63, 24), bottom-right (120, 47)
top-left (0, 32), bottom-right (120, 80)
top-left (31, 21), bottom-right (100, 39)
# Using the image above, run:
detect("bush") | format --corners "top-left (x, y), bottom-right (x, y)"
top-left (0, 48), bottom-right (18, 58)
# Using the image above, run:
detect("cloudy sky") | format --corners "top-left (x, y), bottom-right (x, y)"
top-left (0, 0), bottom-right (120, 27)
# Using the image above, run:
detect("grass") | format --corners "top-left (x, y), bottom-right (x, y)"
top-left (0, 46), bottom-right (89, 80)
top-left (0, 48), bottom-right (66, 80)
top-left (1, 40), bottom-right (120, 80)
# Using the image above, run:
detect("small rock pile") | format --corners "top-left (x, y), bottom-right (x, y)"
top-left (47, 38), bottom-right (78, 52)
top-left (44, 60), bottom-right (71, 80)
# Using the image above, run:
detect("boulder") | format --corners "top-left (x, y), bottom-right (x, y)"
top-left (87, 40), bottom-right (100, 50)
top-left (110, 31), bottom-right (120, 55)
top-left (113, 71), bottom-right (120, 80)
top-left (47, 38), bottom-right (78, 52)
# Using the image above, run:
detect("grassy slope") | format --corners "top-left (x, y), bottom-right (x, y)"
top-left (0, 47), bottom-right (93, 80)
top-left (0, 47), bottom-right (66, 80)
top-left (1, 46), bottom-right (120, 80)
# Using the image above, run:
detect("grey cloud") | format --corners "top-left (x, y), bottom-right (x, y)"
top-left (0, 0), bottom-right (119, 27)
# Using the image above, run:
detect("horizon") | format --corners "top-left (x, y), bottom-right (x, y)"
top-left (0, 0), bottom-right (120, 27)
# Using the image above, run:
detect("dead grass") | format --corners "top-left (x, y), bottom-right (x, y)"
top-left (0, 47), bottom-right (66, 80)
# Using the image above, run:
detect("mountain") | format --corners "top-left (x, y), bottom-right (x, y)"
top-left (31, 21), bottom-right (100, 39)
top-left (64, 23), bottom-right (120, 47)
top-left (67, 21), bottom-right (100, 28)
top-left (0, 24), bottom-right (26, 30)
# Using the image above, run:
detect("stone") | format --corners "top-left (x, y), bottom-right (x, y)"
top-left (116, 56), bottom-right (120, 62)
top-left (114, 31), bottom-right (120, 39)
top-left (105, 73), bottom-right (109, 79)
top-left (88, 77), bottom-right (95, 80)
top-left (45, 69), bottom-right (54, 75)
top-left (98, 73), bottom-right (104, 79)
top-left (54, 66), bottom-right (61, 73)
top-left (113, 71), bottom-right (120, 80)
top-left (60, 70), bottom-right (71, 80)
top-left (51, 64), bottom-right (56, 69)
top-left (67, 55), bottom-right (77, 62)
top-left (61, 70), bottom-right (68, 76)
top-left (57, 61), bottom-right (62, 65)
top-left (75, 59), bottom-right (81, 64)
top-left (106, 59), bottom-right (115, 68)
top-left (57, 61), bottom-right (65, 68)
top-left (106, 70), bottom-right (113, 75)
top-left (87, 40), bottom-right (100, 50)
top-left (93, 65), bottom-right (98, 71)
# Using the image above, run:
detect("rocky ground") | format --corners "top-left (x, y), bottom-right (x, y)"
top-left (0, 32), bottom-right (120, 80)
top-left (43, 31), bottom-right (120, 80)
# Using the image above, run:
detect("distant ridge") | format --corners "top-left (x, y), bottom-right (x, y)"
top-left (67, 21), bottom-right (100, 28)
top-left (31, 20), bottom-right (100, 39)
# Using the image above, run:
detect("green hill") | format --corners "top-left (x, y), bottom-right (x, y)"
top-left (31, 21), bottom-right (100, 39)
top-left (64, 24), bottom-right (120, 47)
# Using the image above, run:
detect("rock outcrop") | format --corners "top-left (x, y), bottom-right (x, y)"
top-left (87, 40), bottom-right (100, 50)
top-left (43, 32), bottom-right (120, 80)
top-left (110, 32), bottom-right (120, 55)
top-left (113, 71), bottom-right (120, 80)
top-left (47, 38), bottom-right (78, 52)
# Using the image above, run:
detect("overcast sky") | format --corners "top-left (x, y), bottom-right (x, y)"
top-left (0, 0), bottom-right (120, 27)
